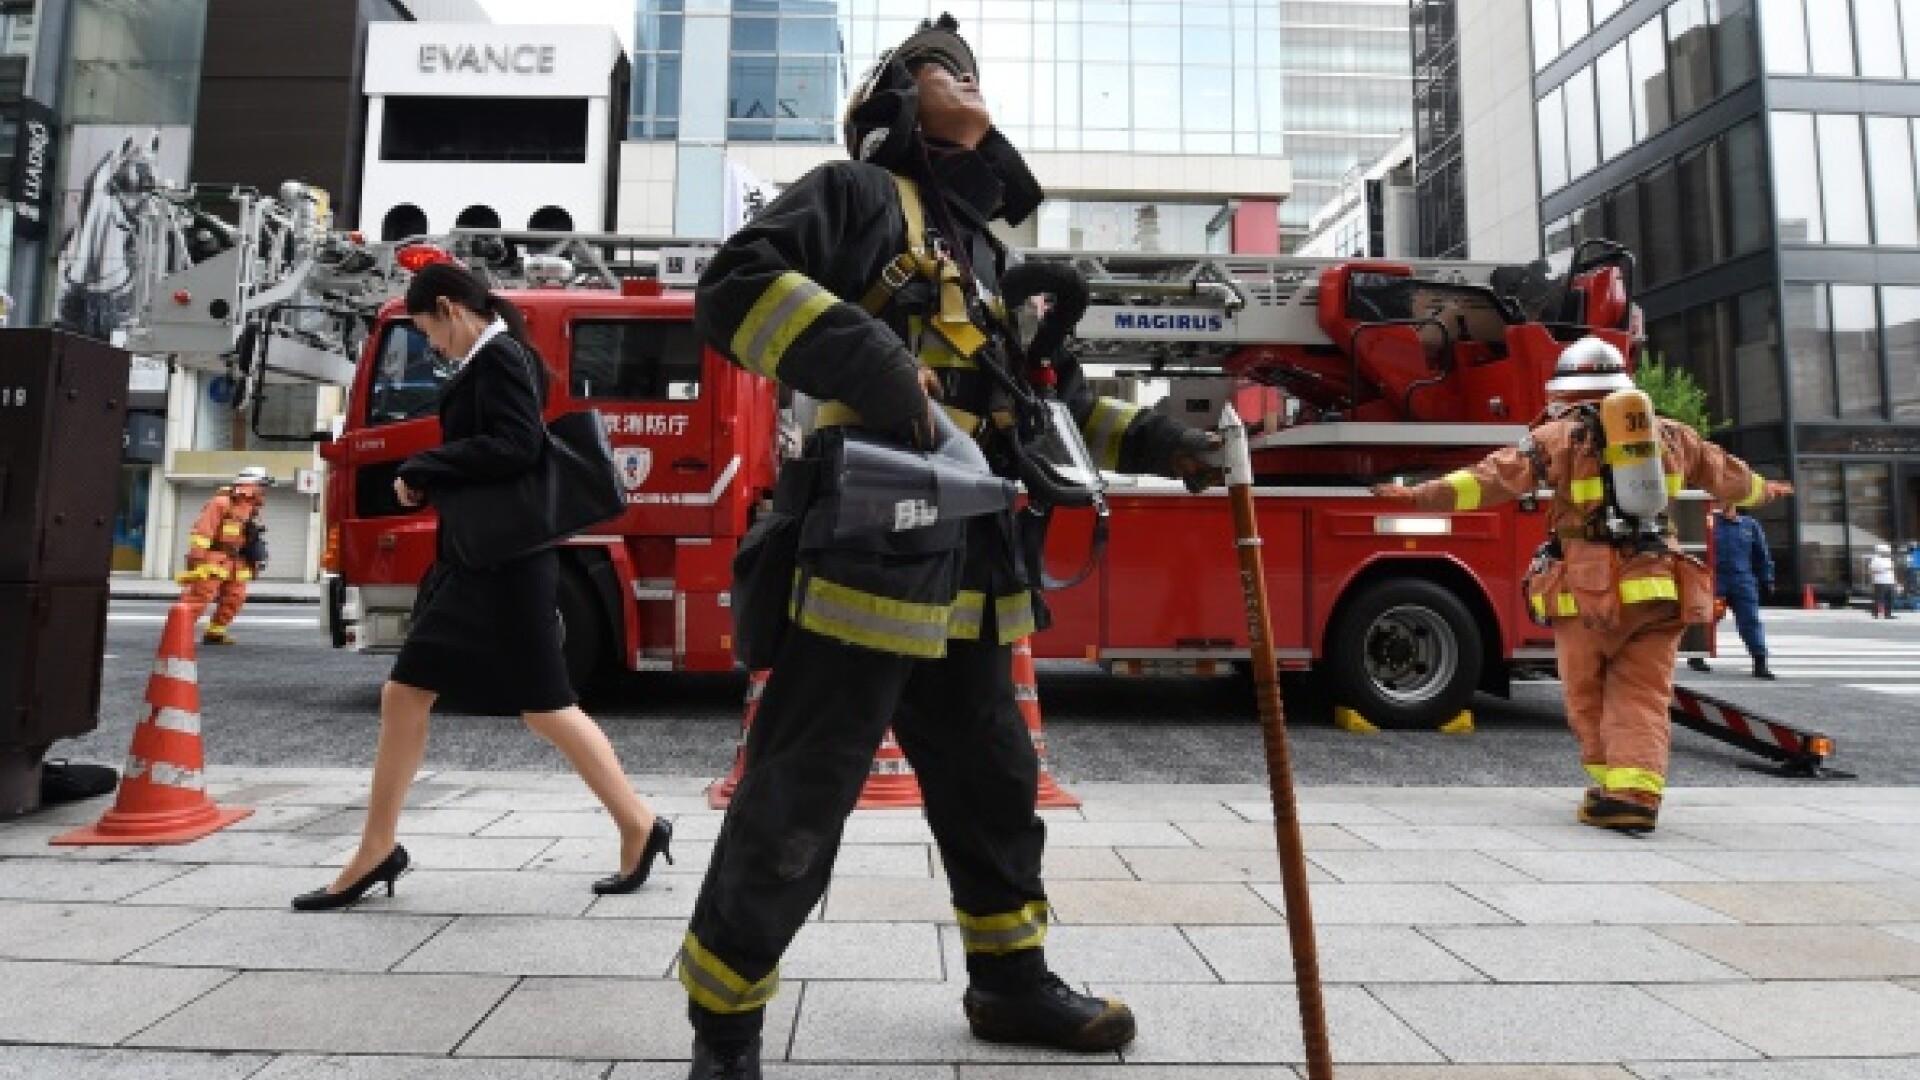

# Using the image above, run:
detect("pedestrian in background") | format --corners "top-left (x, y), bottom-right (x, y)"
top-left (292, 262), bottom-right (671, 911)
top-left (1689, 505), bottom-right (1775, 679)
top-left (1868, 543), bottom-right (1899, 619)
top-left (177, 467), bottom-right (273, 645)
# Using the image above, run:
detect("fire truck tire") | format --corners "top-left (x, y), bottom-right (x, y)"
top-left (557, 566), bottom-right (611, 696)
top-left (1325, 579), bottom-right (1484, 730)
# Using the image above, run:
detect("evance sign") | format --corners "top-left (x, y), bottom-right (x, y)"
top-left (418, 44), bottom-right (557, 75)
top-left (8, 98), bottom-right (57, 242)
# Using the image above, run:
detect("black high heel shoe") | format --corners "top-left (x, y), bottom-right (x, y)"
top-left (594, 817), bottom-right (673, 895)
top-left (292, 845), bottom-right (409, 911)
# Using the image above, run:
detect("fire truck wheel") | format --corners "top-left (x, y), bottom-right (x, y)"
top-left (1326, 579), bottom-right (1484, 730)
top-left (557, 566), bottom-right (611, 696)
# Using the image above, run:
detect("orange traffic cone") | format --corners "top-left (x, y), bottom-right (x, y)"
top-left (1803, 583), bottom-right (1817, 610)
top-left (53, 603), bottom-right (251, 845)
top-left (706, 670), bottom-right (767, 809)
top-left (1012, 638), bottom-right (1079, 808)
top-left (855, 729), bottom-right (924, 809)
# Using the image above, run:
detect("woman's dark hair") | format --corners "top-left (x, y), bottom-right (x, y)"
top-left (403, 261), bottom-right (549, 376)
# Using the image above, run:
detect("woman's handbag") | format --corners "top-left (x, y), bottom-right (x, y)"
top-left (435, 345), bottom-right (627, 568)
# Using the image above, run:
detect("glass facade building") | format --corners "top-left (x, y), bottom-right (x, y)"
top-left (1528, 0), bottom-right (1920, 599)
top-left (624, 0), bottom-right (1290, 249)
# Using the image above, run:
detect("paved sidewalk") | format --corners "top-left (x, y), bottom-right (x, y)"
top-left (110, 577), bottom-right (322, 604)
top-left (2, 771), bottom-right (1919, 1078)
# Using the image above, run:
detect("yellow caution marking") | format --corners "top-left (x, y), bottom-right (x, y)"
top-left (1438, 710), bottom-right (1475, 735)
top-left (1333, 707), bottom-right (1380, 735)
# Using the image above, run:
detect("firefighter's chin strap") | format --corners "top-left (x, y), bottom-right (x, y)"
top-left (913, 140), bottom-right (1107, 593)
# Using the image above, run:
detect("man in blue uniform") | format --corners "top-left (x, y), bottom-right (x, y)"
top-left (1690, 505), bottom-right (1775, 679)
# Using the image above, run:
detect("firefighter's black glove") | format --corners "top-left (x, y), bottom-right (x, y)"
top-left (1170, 427), bottom-right (1225, 493)
top-left (856, 361), bottom-right (942, 451)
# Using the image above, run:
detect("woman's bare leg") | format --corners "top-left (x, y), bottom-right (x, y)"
top-left (331, 680), bottom-right (437, 891)
top-left (524, 705), bottom-right (654, 873)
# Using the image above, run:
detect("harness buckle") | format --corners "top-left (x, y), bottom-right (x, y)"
top-left (881, 256), bottom-right (915, 292)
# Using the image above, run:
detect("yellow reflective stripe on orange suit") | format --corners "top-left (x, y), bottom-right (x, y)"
top-left (1444, 470), bottom-right (1482, 510)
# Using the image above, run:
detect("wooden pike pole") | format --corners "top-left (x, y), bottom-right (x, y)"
top-left (1220, 404), bottom-right (1334, 1078)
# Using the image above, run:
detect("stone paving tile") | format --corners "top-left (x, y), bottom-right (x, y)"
top-left (1659, 882), bottom-right (1920, 925)
top-left (1184, 924), bottom-right (1482, 984)
top-left (830, 844), bottom-right (933, 878)
top-left (254, 1056), bottom-right (608, 1079)
top-left (1341, 825), bottom-right (1547, 851)
top-left (1114, 982), bottom-right (1441, 1064)
top-left (1021, 845), bottom-right (1135, 880)
top-left (788, 979), bottom-right (1121, 1064)
top-left (129, 970), bottom-right (513, 1054)
top-left (0, 858), bottom-right (193, 902)
top-left (1226, 801), bottom-right (1410, 825)
top-left (1659, 825), bottom-right (1876, 851)
top-left (1499, 825), bottom-right (1717, 851)
top-left (1172, 823), bottom-right (1375, 850)
top-left (1255, 883), bottom-right (1509, 925)
top-left (937, 924), bottom-right (1217, 985)
top-left (1489, 850), bottom-right (1727, 883)
top-left (839, 818), bottom-right (938, 844)
top-left (616, 1067), bottom-right (958, 1080)
top-left (0, 823), bottom-right (119, 860)
top-left (1653, 925), bottom-right (1920, 979)
top-left (786, 920), bottom-right (944, 981)
top-left (118, 832), bottom-right (358, 867)
top-left (318, 836), bottom-right (557, 872)
top-left (1116, 848), bottom-right (1308, 883)
top-left (396, 914), bottom-right (683, 978)
top-left (1817, 825), bottom-right (1920, 850)
top-left (584, 875), bottom-right (702, 919)
top-left (1648, 980), bottom-right (1920, 1057)
top-left (117, 865), bottom-right (348, 910)
top-left (1661, 851), bottom-right (1897, 883)
top-left (434, 790), bottom-right (609, 813)
top-left (1651, 803), bottom-right (1865, 825)
top-left (1356, 800), bottom-right (1580, 827)
top-left (961, 1069), bottom-right (1297, 1080)
top-left (472, 811), bottom-right (616, 838)
top-left (0, 960), bottom-right (235, 1045)
top-left (1423, 925), bottom-right (1747, 983)
top-left (1844, 850), bottom-right (1920, 875)
top-left (299, 808), bottom-right (510, 836)
top-left (821, 877), bottom-right (953, 922)
top-left (376, 870), bottom-right (601, 917)
top-left (1458, 883), bottom-right (1737, 925)
top-left (457, 977), bottom-right (798, 1060)
top-left (0, 901), bottom-right (208, 962)
top-left (1041, 822), bottom-right (1197, 848)
top-left (1072, 798), bottom-right (1244, 824)
top-left (0, 1045), bottom-right (270, 1080)
top-left (1333, 1070), bottom-right (1636, 1080)
top-left (1306, 850), bottom-right (1533, 883)
top-left (526, 837), bottom-right (712, 876)
top-left (128, 909), bottom-right (450, 972)
top-left (1822, 803), bottom-right (1920, 825)
top-left (220, 805), bottom-right (340, 833)
top-left (251, 783), bottom-right (468, 809)
top-left (1046, 880), bottom-right (1281, 924)
top-left (1369, 984), bottom-right (1756, 1063)
top-left (1628, 1062), bottom-right (1920, 1080)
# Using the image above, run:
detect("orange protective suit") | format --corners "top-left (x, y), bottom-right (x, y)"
top-left (177, 485), bottom-right (265, 642)
top-left (1405, 407), bottom-right (1781, 828)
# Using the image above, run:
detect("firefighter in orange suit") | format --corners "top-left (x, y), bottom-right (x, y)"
top-left (1374, 338), bottom-right (1792, 832)
top-left (178, 466), bottom-right (273, 645)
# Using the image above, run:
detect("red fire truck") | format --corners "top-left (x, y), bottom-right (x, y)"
top-left (303, 233), bottom-right (1700, 729)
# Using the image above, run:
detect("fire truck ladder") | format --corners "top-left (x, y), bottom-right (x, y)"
top-left (1670, 685), bottom-right (1854, 779)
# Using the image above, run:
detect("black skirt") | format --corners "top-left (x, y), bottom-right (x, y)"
top-left (390, 548), bottom-right (575, 713)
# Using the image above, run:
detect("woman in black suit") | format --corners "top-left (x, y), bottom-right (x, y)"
top-left (294, 262), bottom-right (671, 910)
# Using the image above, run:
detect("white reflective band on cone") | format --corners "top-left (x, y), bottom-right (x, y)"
top-left (154, 658), bottom-right (199, 682)
top-left (124, 757), bottom-right (204, 790)
top-left (151, 707), bottom-right (202, 734)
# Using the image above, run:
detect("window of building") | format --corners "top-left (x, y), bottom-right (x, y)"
top-left (1857, 0), bottom-right (1906, 76)
top-left (1642, 162), bottom-right (1684, 286)
top-left (1884, 285), bottom-right (1920, 420)
top-left (1798, 460), bottom-right (1846, 587)
top-left (1533, 0), bottom-right (1561, 69)
top-left (1724, 118), bottom-right (1772, 253)
top-left (1868, 116), bottom-right (1920, 245)
top-left (1771, 111), bottom-right (1822, 242)
top-left (1846, 462), bottom-right (1895, 577)
top-left (1734, 287), bottom-right (1784, 424)
top-left (1833, 284), bottom-right (1885, 419)
top-left (1688, 301), bottom-right (1734, 422)
top-left (1538, 86), bottom-right (1568, 193)
top-left (1597, 41), bottom-right (1634, 160)
top-left (1761, 0), bottom-right (1810, 73)
top-left (1594, 0), bottom-right (1625, 27)
top-left (1784, 283), bottom-right (1837, 418)
top-left (631, 1), bottom-right (684, 140)
top-left (1818, 113), bottom-right (1871, 243)
top-left (1564, 67), bottom-right (1599, 180)
top-left (1605, 180), bottom-right (1644, 262)
top-left (1678, 139), bottom-right (1727, 273)
top-left (570, 321), bottom-right (703, 402)
top-left (1630, 16), bottom-right (1671, 139)
top-left (381, 97), bottom-right (588, 163)
top-left (1562, 0), bottom-right (1592, 52)
top-left (1808, 0), bottom-right (1858, 74)
top-left (1712, 0), bottom-right (1760, 89)
top-left (1905, 0), bottom-right (1920, 76)
top-left (1668, 0), bottom-right (1715, 119)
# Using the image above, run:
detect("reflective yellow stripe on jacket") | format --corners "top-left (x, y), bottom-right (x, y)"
top-left (1445, 470), bottom-right (1482, 510)
top-left (732, 272), bottom-right (835, 379)
top-left (954, 901), bottom-right (1050, 955)
top-left (792, 573), bottom-right (952, 659)
top-left (1530, 575), bottom-right (1680, 618)
top-left (1737, 471), bottom-right (1767, 507)
top-left (678, 932), bottom-right (779, 1014)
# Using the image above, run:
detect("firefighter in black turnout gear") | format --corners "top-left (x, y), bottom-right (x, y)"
top-left (679, 15), bottom-right (1218, 1080)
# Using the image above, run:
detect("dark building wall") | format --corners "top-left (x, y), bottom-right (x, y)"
top-left (189, 0), bottom-right (410, 228)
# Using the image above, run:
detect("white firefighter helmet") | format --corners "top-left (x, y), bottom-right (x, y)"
top-left (1546, 337), bottom-right (1634, 397)
top-left (233, 466), bottom-right (274, 489)
top-left (1877, 542), bottom-right (1894, 555)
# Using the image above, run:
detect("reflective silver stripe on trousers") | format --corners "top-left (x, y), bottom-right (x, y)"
top-left (677, 947), bottom-right (779, 1011)
top-left (801, 585), bottom-right (950, 649)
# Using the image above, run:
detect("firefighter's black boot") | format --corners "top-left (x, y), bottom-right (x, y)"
top-left (1578, 791), bottom-right (1660, 834)
top-left (1752, 659), bottom-right (1776, 680)
top-left (1686, 657), bottom-right (1711, 672)
top-left (686, 1034), bottom-right (761, 1080)
top-left (963, 969), bottom-right (1136, 1051)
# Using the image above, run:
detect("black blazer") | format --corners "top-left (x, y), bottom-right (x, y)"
top-left (397, 336), bottom-right (546, 497)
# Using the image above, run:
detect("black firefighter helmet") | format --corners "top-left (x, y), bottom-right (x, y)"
top-left (842, 13), bottom-right (977, 167)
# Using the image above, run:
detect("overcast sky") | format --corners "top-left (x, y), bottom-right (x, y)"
top-left (475, 0), bottom-right (634, 51)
